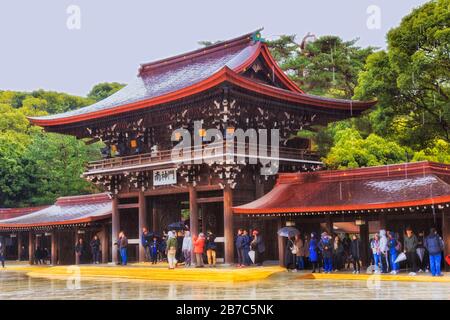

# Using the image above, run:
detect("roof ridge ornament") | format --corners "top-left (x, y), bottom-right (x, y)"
top-left (251, 29), bottom-right (265, 43)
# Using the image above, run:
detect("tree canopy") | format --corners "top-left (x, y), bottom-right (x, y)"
top-left (0, 84), bottom-right (121, 207)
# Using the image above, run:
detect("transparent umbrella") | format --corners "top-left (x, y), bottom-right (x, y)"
top-left (277, 227), bottom-right (300, 238)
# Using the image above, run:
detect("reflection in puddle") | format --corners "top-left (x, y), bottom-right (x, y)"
top-left (0, 272), bottom-right (449, 300)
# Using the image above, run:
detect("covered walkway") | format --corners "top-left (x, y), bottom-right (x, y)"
top-left (0, 193), bottom-right (112, 265)
top-left (234, 161), bottom-right (450, 269)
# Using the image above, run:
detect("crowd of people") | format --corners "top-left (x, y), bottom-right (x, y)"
top-left (284, 227), bottom-right (446, 277)
top-left (139, 227), bottom-right (220, 269)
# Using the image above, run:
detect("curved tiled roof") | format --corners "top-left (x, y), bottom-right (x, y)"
top-left (29, 30), bottom-right (376, 127)
top-left (234, 161), bottom-right (450, 215)
top-left (0, 193), bottom-right (111, 229)
top-left (0, 206), bottom-right (49, 220)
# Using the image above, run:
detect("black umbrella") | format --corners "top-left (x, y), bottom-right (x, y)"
top-left (168, 221), bottom-right (187, 231)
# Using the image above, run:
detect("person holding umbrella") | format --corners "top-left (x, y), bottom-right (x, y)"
top-left (284, 234), bottom-right (297, 271)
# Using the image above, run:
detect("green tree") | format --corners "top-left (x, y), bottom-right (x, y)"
top-left (323, 128), bottom-right (408, 169)
top-left (268, 35), bottom-right (376, 98)
top-left (354, 0), bottom-right (450, 148)
top-left (87, 82), bottom-right (126, 102)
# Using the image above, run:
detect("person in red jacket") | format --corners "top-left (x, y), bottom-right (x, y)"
top-left (193, 233), bottom-right (205, 268)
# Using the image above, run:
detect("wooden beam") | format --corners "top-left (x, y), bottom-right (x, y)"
top-left (196, 196), bottom-right (223, 204)
top-left (118, 203), bottom-right (139, 210)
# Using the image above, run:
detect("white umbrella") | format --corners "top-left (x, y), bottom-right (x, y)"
top-left (416, 248), bottom-right (425, 262)
top-left (248, 250), bottom-right (256, 264)
top-left (394, 252), bottom-right (407, 264)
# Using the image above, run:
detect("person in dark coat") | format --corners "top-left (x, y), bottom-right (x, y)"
top-left (235, 229), bottom-right (244, 267)
top-left (417, 231), bottom-right (429, 272)
top-left (404, 227), bottom-right (418, 275)
top-left (350, 234), bottom-right (361, 274)
top-left (118, 231), bottom-right (128, 266)
top-left (90, 235), bottom-right (101, 264)
top-left (150, 236), bottom-right (159, 264)
top-left (284, 235), bottom-right (296, 271)
top-left (342, 233), bottom-right (352, 270)
top-left (176, 231), bottom-right (184, 265)
top-left (75, 238), bottom-right (86, 264)
top-left (205, 231), bottom-right (217, 267)
top-left (159, 236), bottom-right (167, 262)
top-left (333, 236), bottom-right (345, 271)
top-left (0, 242), bottom-right (5, 268)
top-left (242, 230), bottom-right (251, 266)
top-left (250, 229), bottom-right (265, 266)
top-left (35, 246), bottom-right (43, 265)
top-left (319, 232), bottom-right (333, 273)
top-left (141, 227), bottom-right (151, 262)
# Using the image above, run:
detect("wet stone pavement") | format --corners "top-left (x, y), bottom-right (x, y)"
top-left (0, 271), bottom-right (449, 300)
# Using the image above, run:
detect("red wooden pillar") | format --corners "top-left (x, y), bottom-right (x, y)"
top-left (28, 231), bottom-right (34, 265)
top-left (51, 230), bottom-right (57, 265)
top-left (277, 218), bottom-right (285, 267)
top-left (443, 209), bottom-right (450, 271)
top-left (111, 197), bottom-right (120, 264)
top-left (138, 191), bottom-right (147, 262)
top-left (152, 198), bottom-right (159, 233)
top-left (74, 228), bottom-right (80, 265)
top-left (223, 184), bottom-right (234, 264)
top-left (101, 224), bottom-right (108, 264)
top-left (189, 184), bottom-right (199, 237)
top-left (17, 232), bottom-right (22, 261)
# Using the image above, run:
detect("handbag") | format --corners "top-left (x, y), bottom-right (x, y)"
top-left (291, 245), bottom-right (298, 255)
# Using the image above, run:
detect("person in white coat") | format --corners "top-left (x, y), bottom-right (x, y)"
top-left (379, 229), bottom-right (389, 273)
top-left (182, 231), bottom-right (193, 267)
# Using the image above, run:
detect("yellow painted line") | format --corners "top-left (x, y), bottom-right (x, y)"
top-left (297, 272), bottom-right (450, 283)
top-left (5, 265), bottom-right (284, 282)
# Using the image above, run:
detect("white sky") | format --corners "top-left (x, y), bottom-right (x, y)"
top-left (0, 0), bottom-right (428, 96)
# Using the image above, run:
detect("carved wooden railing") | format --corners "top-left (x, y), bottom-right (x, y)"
top-left (85, 141), bottom-right (320, 174)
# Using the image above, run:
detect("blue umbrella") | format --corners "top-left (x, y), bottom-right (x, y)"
top-left (277, 227), bottom-right (300, 237)
top-left (168, 221), bottom-right (187, 231)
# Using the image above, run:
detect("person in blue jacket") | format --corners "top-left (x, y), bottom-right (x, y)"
top-left (309, 232), bottom-right (320, 273)
top-left (235, 229), bottom-right (244, 267)
top-left (424, 228), bottom-right (444, 277)
top-left (319, 232), bottom-right (333, 273)
top-left (242, 229), bottom-right (251, 266)
top-left (141, 227), bottom-right (150, 262)
top-left (150, 236), bottom-right (159, 264)
top-left (388, 232), bottom-right (400, 274)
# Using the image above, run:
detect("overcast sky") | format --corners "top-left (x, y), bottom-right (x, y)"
top-left (0, 0), bottom-right (428, 96)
